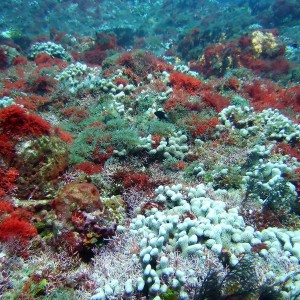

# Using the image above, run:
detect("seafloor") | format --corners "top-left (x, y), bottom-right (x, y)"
top-left (0, 0), bottom-right (300, 299)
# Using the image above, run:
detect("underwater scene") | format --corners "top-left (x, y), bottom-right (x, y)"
top-left (1, 0), bottom-right (300, 299)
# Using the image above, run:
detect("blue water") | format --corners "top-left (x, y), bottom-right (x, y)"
top-left (0, 0), bottom-right (295, 40)
top-left (1, 0), bottom-right (298, 64)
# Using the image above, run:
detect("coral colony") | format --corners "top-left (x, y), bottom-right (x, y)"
top-left (1, 0), bottom-right (300, 299)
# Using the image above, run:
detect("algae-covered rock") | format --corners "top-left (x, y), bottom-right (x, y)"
top-left (51, 183), bottom-right (120, 257)
top-left (52, 182), bottom-right (103, 221)
top-left (15, 136), bottom-right (68, 199)
top-left (102, 195), bottom-right (126, 223)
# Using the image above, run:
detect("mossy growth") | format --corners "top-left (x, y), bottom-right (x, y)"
top-left (15, 136), bottom-right (68, 199)
top-left (59, 95), bottom-right (115, 135)
top-left (166, 103), bottom-right (194, 125)
top-left (162, 289), bottom-right (179, 300)
top-left (4, 278), bottom-right (47, 299)
top-left (102, 52), bottom-right (121, 70)
top-left (162, 156), bottom-right (181, 171)
top-left (211, 166), bottom-right (244, 190)
top-left (111, 128), bottom-right (140, 153)
top-left (148, 119), bottom-right (176, 137)
top-left (35, 221), bottom-right (53, 238)
top-left (106, 117), bottom-right (129, 131)
top-left (39, 287), bottom-right (77, 299)
top-left (1, 28), bottom-right (22, 40)
top-left (69, 127), bottom-right (111, 164)
top-left (184, 161), bottom-right (202, 179)
top-left (30, 279), bottom-right (47, 298)
top-left (102, 195), bottom-right (126, 223)
top-left (230, 95), bottom-right (250, 107)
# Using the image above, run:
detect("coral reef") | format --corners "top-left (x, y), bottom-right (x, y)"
top-left (0, 0), bottom-right (300, 299)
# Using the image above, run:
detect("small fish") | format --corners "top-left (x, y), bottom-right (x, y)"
top-left (154, 110), bottom-right (169, 120)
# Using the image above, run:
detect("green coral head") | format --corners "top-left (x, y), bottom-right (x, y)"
top-left (0, 28), bottom-right (22, 39)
